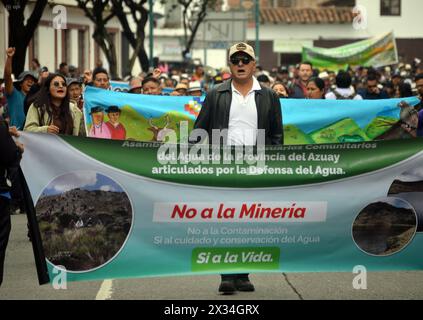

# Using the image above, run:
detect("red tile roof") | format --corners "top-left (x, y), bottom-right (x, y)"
top-left (260, 7), bottom-right (354, 24)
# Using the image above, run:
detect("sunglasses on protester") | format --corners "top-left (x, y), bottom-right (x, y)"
top-left (52, 81), bottom-right (66, 88)
top-left (230, 56), bottom-right (252, 65)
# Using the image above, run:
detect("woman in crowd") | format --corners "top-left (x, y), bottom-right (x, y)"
top-left (24, 73), bottom-right (85, 136)
top-left (307, 77), bottom-right (326, 99)
top-left (271, 82), bottom-right (289, 98)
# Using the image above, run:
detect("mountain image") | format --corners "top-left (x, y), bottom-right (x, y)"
top-left (36, 188), bottom-right (132, 271)
top-left (388, 180), bottom-right (423, 194)
top-left (387, 179), bottom-right (423, 232)
top-left (353, 201), bottom-right (417, 255)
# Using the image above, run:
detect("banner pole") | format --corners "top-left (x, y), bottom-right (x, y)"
top-left (19, 167), bottom-right (50, 285)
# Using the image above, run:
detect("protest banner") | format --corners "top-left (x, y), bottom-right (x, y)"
top-left (302, 32), bottom-right (398, 71)
top-left (20, 132), bottom-right (423, 283)
top-left (83, 86), bottom-right (419, 145)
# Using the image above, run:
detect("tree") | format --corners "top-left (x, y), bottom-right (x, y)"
top-left (162, 0), bottom-right (221, 60)
top-left (111, 0), bottom-right (150, 73)
top-left (1, 0), bottom-right (48, 76)
top-left (75, 0), bottom-right (118, 79)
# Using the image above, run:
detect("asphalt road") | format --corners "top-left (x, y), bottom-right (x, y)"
top-left (1, 215), bottom-right (422, 300)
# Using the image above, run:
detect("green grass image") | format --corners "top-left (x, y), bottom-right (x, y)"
top-left (283, 125), bottom-right (315, 145)
top-left (365, 116), bottom-right (398, 139)
top-left (309, 118), bottom-right (370, 144)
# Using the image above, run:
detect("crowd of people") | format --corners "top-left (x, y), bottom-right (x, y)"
top-left (1, 42), bottom-right (423, 290)
top-left (1, 45), bottom-right (423, 213)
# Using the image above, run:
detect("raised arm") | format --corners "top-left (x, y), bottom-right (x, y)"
top-left (3, 47), bottom-right (16, 96)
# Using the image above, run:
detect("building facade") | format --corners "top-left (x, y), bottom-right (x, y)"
top-left (238, 0), bottom-right (423, 70)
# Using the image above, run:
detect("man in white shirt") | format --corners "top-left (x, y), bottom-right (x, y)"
top-left (191, 42), bottom-right (283, 294)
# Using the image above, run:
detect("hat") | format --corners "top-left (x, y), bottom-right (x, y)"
top-left (188, 81), bottom-right (202, 93)
top-left (15, 71), bottom-right (37, 83)
top-left (214, 75), bottom-right (223, 83)
top-left (106, 105), bottom-right (121, 113)
top-left (229, 42), bottom-right (255, 60)
top-left (222, 73), bottom-right (231, 80)
top-left (66, 78), bottom-right (81, 87)
top-left (278, 67), bottom-right (289, 74)
top-left (129, 77), bottom-right (143, 93)
top-left (90, 106), bottom-right (104, 114)
top-left (319, 71), bottom-right (329, 79)
top-left (175, 83), bottom-right (188, 91)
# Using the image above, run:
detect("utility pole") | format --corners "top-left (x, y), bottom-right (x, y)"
top-left (255, 0), bottom-right (260, 63)
top-left (149, 0), bottom-right (154, 68)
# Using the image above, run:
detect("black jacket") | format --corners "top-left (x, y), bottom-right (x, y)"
top-left (0, 121), bottom-right (21, 194)
top-left (191, 80), bottom-right (283, 145)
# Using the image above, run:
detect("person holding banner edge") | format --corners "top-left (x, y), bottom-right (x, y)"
top-left (0, 120), bottom-right (23, 287)
top-left (191, 42), bottom-right (283, 294)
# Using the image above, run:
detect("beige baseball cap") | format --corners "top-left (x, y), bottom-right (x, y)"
top-left (228, 42), bottom-right (256, 60)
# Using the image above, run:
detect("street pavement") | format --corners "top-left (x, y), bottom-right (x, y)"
top-left (1, 215), bottom-right (422, 300)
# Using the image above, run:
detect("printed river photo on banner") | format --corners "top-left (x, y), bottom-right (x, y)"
top-left (20, 132), bottom-right (423, 283)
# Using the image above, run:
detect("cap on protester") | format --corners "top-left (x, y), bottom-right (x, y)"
top-left (278, 67), bottom-right (289, 74)
top-left (228, 42), bottom-right (256, 60)
top-left (66, 78), bottom-right (82, 87)
top-left (106, 105), bottom-right (121, 113)
top-left (214, 75), bottom-right (223, 84)
top-left (15, 71), bottom-right (38, 83)
top-left (319, 71), bottom-right (329, 80)
top-left (188, 81), bottom-right (202, 93)
top-left (392, 72), bottom-right (403, 79)
top-left (90, 106), bottom-right (104, 114)
top-left (92, 67), bottom-right (109, 80)
top-left (175, 83), bottom-right (188, 91)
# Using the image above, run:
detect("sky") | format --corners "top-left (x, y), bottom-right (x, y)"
top-left (43, 171), bottom-right (124, 196)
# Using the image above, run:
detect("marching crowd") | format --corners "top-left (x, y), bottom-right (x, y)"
top-left (1, 42), bottom-right (423, 290)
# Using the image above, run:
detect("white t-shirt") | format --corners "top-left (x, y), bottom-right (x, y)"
top-left (325, 87), bottom-right (363, 100)
top-left (227, 77), bottom-right (261, 146)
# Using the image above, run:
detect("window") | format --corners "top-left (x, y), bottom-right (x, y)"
top-left (381, 0), bottom-right (401, 16)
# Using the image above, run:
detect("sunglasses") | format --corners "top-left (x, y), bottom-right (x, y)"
top-left (52, 81), bottom-right (66, 88)
top-left (230, 56), bottom-right (252, 65)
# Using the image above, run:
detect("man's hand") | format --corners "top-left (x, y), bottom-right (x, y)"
top-left (47, 125), bottom-right (60, 134)
top-left (6, 47), bottom-right (16, 58)
top-left (152, 68), bottom-right (162, 79)
top-left (8, 126), bottom-right (19, 137)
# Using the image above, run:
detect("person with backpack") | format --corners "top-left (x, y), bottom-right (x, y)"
top-left (325, 70), bottom-right (363, 100)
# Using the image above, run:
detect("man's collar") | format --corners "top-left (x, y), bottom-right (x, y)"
top-left (230, 77), bottom-right (262, 94)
